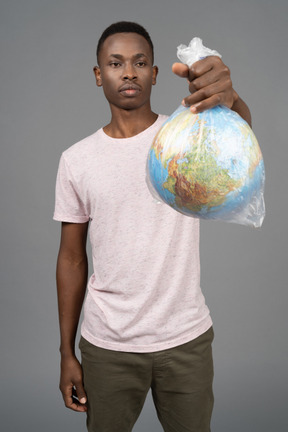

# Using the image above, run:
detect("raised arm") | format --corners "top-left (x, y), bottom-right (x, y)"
top-left (172, 57), bottom-right (252, 127)
top-left (56, 221), bottom-right (89, 412)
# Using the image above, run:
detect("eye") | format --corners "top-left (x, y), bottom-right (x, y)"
top-left (110, 62), bottom-right (121, 68)
top-left (136, 61), bottom-right (146, 67)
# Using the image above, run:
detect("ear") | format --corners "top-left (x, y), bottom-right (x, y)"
top-left (93, 66), bottom-right (102, 87)
top-left (152, 65), bottom-right (158, 85)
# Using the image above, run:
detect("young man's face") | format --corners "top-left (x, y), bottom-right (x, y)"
top-left (94, 32), bottom-right (158, 112)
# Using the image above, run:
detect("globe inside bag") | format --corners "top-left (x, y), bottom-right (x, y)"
top-left (146, 39), bottom-right (265, 228)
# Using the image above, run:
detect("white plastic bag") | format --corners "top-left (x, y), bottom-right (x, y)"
top-left (147, 38), bottom-right (265, 228)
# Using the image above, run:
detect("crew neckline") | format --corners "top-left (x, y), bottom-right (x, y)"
top-left (99, 115), bottom-right (166, 142)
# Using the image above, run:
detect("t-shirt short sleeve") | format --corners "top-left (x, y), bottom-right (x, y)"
top-left (53, 154), bottom-right (90, 223)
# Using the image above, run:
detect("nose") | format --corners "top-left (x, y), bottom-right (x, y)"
top-left (122, 63), bottom-right (137, 80)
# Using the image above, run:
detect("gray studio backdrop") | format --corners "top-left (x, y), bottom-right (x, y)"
top-left (1, 0), bottom-right (287, 431)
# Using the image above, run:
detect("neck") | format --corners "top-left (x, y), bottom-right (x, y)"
top-left (103, 106), bottom-right (158, 139)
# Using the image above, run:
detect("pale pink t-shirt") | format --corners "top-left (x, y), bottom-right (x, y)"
top-left (54, 115), bottom-right (212, 353)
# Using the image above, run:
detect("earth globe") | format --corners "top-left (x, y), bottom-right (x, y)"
top-left (147, 105), bottom-right (265, 227)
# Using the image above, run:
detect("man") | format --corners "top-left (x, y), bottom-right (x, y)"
top-left (54, 21), bottom-right (251, 432)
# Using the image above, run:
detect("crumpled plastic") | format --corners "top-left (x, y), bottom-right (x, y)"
top-left (146, 38), bottom-right (265, 228)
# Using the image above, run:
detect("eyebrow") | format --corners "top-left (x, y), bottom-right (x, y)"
top-left (109, 53), bottom-right (148, 60)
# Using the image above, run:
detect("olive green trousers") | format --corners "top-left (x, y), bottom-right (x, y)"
top-left (79, 326), bottom-right (214, 432)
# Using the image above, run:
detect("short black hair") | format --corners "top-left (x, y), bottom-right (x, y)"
top-left (96, 21), bottom-right (154, 64)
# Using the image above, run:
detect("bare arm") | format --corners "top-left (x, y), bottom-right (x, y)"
top-left (56, 221), bottom-right (89, 412)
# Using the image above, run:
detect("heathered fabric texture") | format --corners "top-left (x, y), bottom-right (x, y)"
top-left (54, 115), bottom-right (212, 352)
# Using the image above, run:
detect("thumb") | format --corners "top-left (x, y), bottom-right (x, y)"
top-left (172, 62), bottom-right (189, 78)
top-left (75, 382), bottom-right (87, 404)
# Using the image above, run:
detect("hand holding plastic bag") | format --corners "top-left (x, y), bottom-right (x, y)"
top-left (147, 38), bottom-right (265, 228)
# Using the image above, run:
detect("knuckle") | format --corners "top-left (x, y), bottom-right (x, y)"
top-left (221, 76), bottom-right (232, 91)
top-left (192, 80), bottom-right (200, 91)
top-left (214, 56), bottom-right (222, 64)
top-left (222, 67), bottom-right (232, 82)
top-left (190, 64), bottom-right (197, 75)
top-left (211, 56), bottom-right (222, 68)
top-left (223, 65), bottom-right (230, 75)
top-left (200, 88), bottom-right (210, 99)
top-left (227, 76), bottom-right (233, 86)
top-left (215, 94), bottom-right (222, 105)
top-left (189, 83), bottom-right (197, 94)
top-left (226, 83), bottom-right (233, 95)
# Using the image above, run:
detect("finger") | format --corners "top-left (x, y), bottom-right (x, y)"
top-left (172, 63), bottom-right (189, 78)
top-left (62, 389), bottom-right (87, 412)
top-left (190, 56), bottom-right (224, 78)
top-left (183, 80), bottom-right (232, 108)
top-left (189, 93), bottom-right (226, 113)
top-left (173, 61), bottom-right (210, 82)
top-left (185, 74), bottom-right (232, 104)
top-left (190, 70), bottom-right (231, 95)
top-left (73, 384), bottom-right (87, 406)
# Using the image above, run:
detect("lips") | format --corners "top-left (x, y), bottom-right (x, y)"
top-left (119, 83), bottom-right (141, 96)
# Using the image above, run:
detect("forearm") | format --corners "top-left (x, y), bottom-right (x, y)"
top-left (56, 253), bottom-right (88, 357)
top-left (231, 93), bottom-right (252, 127)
